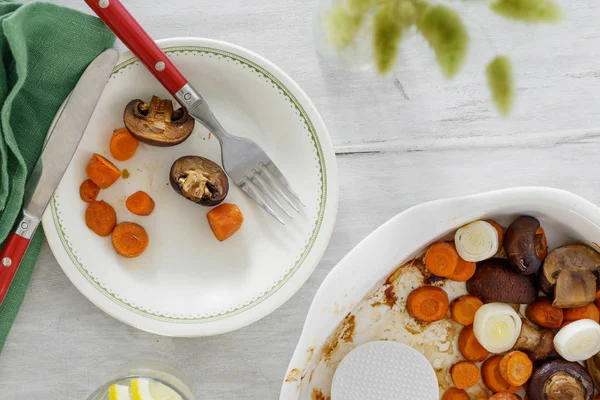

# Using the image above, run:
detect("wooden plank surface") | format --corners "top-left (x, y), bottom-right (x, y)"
top-left (2, 0), bottom-right (599, 398)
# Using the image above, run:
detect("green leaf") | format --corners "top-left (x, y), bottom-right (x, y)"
top-left (345, 0), bottom-right (375, 15)
top-left (325, 6), bottom-right (364, 49)
top-left (491, 0), bottom-right (562, 23)
top-left (390, 0), bottom-right (417, 28)
top-left (418, 4), bottom-right (469, 79)
top-left (486, 56), bottom-right (515, 116)
top-left (373, 5), bottom-right (403, 74)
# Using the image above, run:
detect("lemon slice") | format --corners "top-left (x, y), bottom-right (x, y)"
top-left (108, 384), bottom-right (132, 400)
top-left (131, 378), bottom-right (182, 400)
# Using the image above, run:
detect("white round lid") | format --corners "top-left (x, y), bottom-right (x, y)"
top-left (331, 341), bottom-right (438, 400)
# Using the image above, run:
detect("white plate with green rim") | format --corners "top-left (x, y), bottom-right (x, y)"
top-left (42, 37), bottom-right (338, 337)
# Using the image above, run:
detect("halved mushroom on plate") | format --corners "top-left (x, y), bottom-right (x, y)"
top-left (527, 359), bottom-right (594, 400)
top-left (540, 244), bottom-right (600, 308)
top-left (124, 96), bottom-right (195, 146)
top-left (169, 156), bottom-right (229, 207)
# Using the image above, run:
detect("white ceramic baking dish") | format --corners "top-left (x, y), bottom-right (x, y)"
top-left (280, 187), bottom-right (600, 400)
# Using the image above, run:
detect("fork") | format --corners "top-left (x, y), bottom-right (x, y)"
top-left (86, 0), bottom-right (303, 224)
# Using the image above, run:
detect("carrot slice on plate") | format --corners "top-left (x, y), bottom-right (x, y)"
top-left (86, 153), bottom-right (121, 189)
top-left (126, 191), bottom-right (155, 216)
top-left (79, 179), bottom-right (100, 203)
top-left (110, 128), bottom-right (139, 161)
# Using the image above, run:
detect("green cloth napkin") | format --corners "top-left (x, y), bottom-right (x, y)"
top-left (0, 1), bottom-right (115, 352)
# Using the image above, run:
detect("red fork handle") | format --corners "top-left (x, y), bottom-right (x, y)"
top-left (85, 0), bottom-right (187, 95)
top-left (0, 233), bottom-right (31, 306)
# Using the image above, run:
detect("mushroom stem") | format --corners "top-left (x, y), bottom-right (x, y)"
top-left (512, 318), bottom-right (554, 361)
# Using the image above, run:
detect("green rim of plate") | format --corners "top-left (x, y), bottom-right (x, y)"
top-left (50, 45), bottom-right (327, 324)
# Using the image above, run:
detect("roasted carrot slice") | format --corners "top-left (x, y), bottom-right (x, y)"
top-left (451, 295), bottom-right (484, 325)
top-left (86, 153), bottom-right (121, 189)
top-left (490, 393), bottom-right (521, 400)
top-left (207, 203), bottom-right (244, 242)
top-left (563, 303), bottom-right (600, 324)
top-left (535, 227), bottom-right (548, 260)
top-left (126, 191), bottom-right (155, 216)
top-left (79, 179), bottom-right (100, 203)
top-left (451, 361), bottom-right (481, 389)
top-left (485, 220), bottom-right (504, 246)
top-left (499, 351), bottom-right (533, 386)
top-left (111, 222), bottom-right (149, 258)
top-left (85, 200), bottom-right (117, 237)
top-left (482, 355), bottom-right (521, 393)
top-left (458, 325), bottom-right (490, 362)
top-left (525, 297), bottom-right (563, 329)
top-left (425, 242), bottom-right (459, 277)
top-left (110, 128), bottom-right (139, 161)
top-left (449, 257), bottom-right (477, 282)
top-left (442, 388), bottom-right (470, 400)
top-left (407, 286), bottom-right (449, 323)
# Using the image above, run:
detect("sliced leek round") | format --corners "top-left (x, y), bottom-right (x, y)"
top-left (455, 220), bottom-right (499, 262)
top-left (473, 302), bottom-right (521, 353)
top-left (554, 319), bottom-right (600, 362)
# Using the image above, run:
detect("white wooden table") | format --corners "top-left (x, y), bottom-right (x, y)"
top-left (2, 0), bottom-right (600, 398)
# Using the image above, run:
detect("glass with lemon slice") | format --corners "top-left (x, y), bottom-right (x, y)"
top-left (87, 360), bottom-right (194, 400)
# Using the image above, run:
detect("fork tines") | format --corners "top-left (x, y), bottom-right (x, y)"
top-left (239, 162), bottom-right (303, 225)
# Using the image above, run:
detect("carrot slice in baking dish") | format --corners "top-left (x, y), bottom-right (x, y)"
top-left (458, 325), bottom-right (489, 362)
top-left (451, 360), bottom-right (481, 389)
top-left (424, 242), bottom-right (459, 277)
top-left (451, 295), bottom-right (483, 326)
top-left (499, 351), bottom-right (532, 387)
top-left (442, 388), bottom-right (470, 400)
top-left (482, 355), bottom-right (521, 393)
top-left (407, 286), bottom-right (449, 322)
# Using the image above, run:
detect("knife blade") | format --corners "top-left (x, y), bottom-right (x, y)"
top-left (0, 48), bottom-right (119, 306)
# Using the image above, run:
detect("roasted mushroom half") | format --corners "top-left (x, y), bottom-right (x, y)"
top-left (527, 359), bottom-right (594, 400)
top-left (504, 216), bottom-right (543, 275)
top-left (170, 156), bottom-right (229, 206)
top-left (124, 96), bottom-right (195, 146)
top-left (586, 352), bottom-right (600, 391)
top-left (540, 244), bottom-right (600, 308)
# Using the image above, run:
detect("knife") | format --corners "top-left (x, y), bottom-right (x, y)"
top-left (0, 49), bottom-right (119, 306)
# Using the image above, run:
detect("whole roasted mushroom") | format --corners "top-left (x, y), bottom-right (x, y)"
top-left (527, 359), bottom-right (594, 400)
top-left (124, 96), bottom-right (195, 146)
top-left (467, 258), bottom-right (538, 304)
top-left (504, 216), bottom-right (544, 275)
top-left (540, 244), bottom-right (600, 308)
top-left (169, 156), bottom-right (229, 206)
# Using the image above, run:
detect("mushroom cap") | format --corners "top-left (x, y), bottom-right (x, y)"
top-left (169, 156), bottom-right (229, 207)
top-left (585, 353), bottom-right (600, 391)
top-left (124, 96), bottom-right (195, 147)
top-left (527, 359), bottom-right (594, 400)
top-left (467, 258), bottom-right (538, 304)
top-left (504, 216), bottom-right (543, 275)
top-left (540, 244), bottom-right (600, 308)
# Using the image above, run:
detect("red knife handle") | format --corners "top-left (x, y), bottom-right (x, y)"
top-left (85, 0), bottom-right (187, 95)
top-left (0, 212), bottom-right (40, 307)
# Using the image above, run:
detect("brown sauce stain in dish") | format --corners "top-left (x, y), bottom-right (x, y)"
top-left (121, 169), bottom-right (130, 179)
top-left (285, 368), bottom-right (301, 382)
top-left (312, 389), bottom-right (330, 400)
top-left (319, 314), bottom-right (355, 363)
top-left (371, 285), bottom-right (398, 309)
